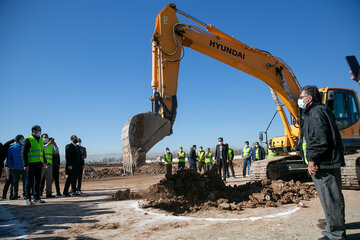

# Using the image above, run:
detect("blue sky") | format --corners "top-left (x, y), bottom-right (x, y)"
top-left (1, 0), bottom-right (359, 157)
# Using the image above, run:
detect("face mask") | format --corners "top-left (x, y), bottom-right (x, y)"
top-left (77, 143), bottom-right (81, 146)
top-left (166, 150), bottom-right (170, 153)
top-left (200, 149), bottom-right (203, 151)
top-left (43, 138), bottom-right (49, 143)
top-left (219, 142), bottom-right (222, 145)
top-left (245, 144), bottom-right (249, 147)
top-left (73, 139), bottom-right (78, 144)
top-left (20, 139), bottom-right (25, 145)
top-left (255, 145), bottom-right (259, 148)
top-left (297, 98), bottom-right (307, 109)
top-left (35, 131), bottom-right (41, 137)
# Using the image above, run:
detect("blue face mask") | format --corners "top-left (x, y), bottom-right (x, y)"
top-left (20, 139), bottom-right (25, 145)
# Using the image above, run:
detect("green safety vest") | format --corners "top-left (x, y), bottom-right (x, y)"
top-left (164, 152), bottom-right (172, 164)
top-left (178, 151), bottom-right (185, 162)
top-left (205, 151), bottom-right (213, 163)
top-left (267, 148), bottom-right (277, 158)
top-left (243, 146), bottom-right (251, 158)
top-left (228, 148), bottom-right (234, 161)
top-left (302, 138), bottom-right (308, 164)
top-left (44, 144), bottom-right (53, 164)
top-left (198, 150), bottom-right (205, 162)
top-left (255, 148), bottom-right (260, 160)
top-left (27, 136), bottom-right (44, 163)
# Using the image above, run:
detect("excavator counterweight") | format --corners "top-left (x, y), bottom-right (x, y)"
top-left (121, 113), bottom-right (172, 175)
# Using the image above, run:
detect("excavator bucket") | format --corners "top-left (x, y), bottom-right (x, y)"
top-left (121, 112), bottom-right (172, 175)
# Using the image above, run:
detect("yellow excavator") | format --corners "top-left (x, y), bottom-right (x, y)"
top-left (121, 4), bottom-right (360, 188)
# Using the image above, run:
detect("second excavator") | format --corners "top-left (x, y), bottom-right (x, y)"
top-left (121, 4), bottom-right (360, 188)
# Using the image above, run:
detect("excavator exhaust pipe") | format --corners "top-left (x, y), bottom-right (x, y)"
top-left (121, 112), bottom-right (172, 175)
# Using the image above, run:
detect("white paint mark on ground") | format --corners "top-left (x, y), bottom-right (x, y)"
top-left (132, 201), bottom-right (300, 222)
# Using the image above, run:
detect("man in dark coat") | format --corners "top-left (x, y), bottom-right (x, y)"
top-left (299, 85), bottom-right (346, 240)
top-left (188, 145), bottom-right (197, 171)
top-left (214, 137), bottom-right (228, 182)
top-left (63, 135), bottom-right (81, 196)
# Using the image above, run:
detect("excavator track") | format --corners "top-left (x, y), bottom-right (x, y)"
top-left (250, 154), bottom-right (360, 189)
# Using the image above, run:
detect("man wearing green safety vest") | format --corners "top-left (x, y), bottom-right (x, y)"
top-left (164, 147), bottom-right (173, 177)
top-left (197, 146), bottom-right (206, 173)
top-left (22, 125), bottom-right (47, 205)
top-left (177, 147), bottom-right (186, 170)
top-left (204, 147), bottom-right (213, 171)
top-left (252, 142), bottom-right (265, 161)
top-left (267, 140), bottom-right (277, 158)
top-left (242, 141), bottom-right (252, 177)
top-left (226, 146), bottom-right (236, 178)
top-left (40, 133), bottom-right (55, 198)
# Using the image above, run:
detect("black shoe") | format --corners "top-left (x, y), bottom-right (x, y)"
top-left (34, 199), bottom-right (45, 203)
top-left (63, 193), bottom-right (71, 197)
top-left (56, 193), bottom-right (62, 197)
top-left (1, 196), bottom-right (6, 200)
top-left (70, 192), bottom-right (80, 196)
top-left (46, 194), bottom-right (56, 198)
top-left (318, 236), bottom-right (331, 240)
top-left (232, 175), bottom-right (236, 178)
top-left (10, 196), bottom-right (18, 200)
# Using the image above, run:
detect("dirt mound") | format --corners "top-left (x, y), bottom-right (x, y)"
top-left (83, 166), bottom-right (125, 179)
top-left (109, 188), bottom-right (140, 200)
top-left (134, 162), bottom-right (165, 175)
top-left (139, 169), bottom-right (317, 215)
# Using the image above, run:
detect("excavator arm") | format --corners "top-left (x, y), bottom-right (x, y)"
top-left (121, 4), bottom-right (302, 173)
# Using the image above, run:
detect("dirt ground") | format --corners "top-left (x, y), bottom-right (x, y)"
top-left (0, 164), bottom-right (359, 240)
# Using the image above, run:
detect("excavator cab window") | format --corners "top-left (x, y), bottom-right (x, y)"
top-left (326, 89), bottom-right (359, 130)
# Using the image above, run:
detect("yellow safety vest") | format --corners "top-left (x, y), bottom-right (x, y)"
top-left (205, 151), bottom-right (213, 163)
top-left (255, 148), bottom-right (260, 160)
top-left (27, 136), bottom-right (44, 163)
top-left (228, 148), bottom-right (234, 161)
top-left (302, 138), bottom-right (308, 164)
top-left (164, 152), bottom-right (172, 164)
top-left (178, 151), bottom-right (185, 163)
top-left (243, 146), bottom-right (251, 158)
top-left (198, 150), bottom-right (205, 162)
top-left (44, 144), bottom-right (53, 164)
top-left (267, 148), bottom-right (277, 158)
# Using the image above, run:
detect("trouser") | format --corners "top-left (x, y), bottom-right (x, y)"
top-left (40, 164), bottom-right (53, 195)
top-left (218, 160), bottom-right (227, 181)
top-left (165, 163), bottom-right (172, 177)
top-left (205, 162), bottom-right (212, 171)
top-left (52, 164), bottom-right (61, 194)
top-left (63, 170), bottom-right (77, 194)
top-left (197, 161), bottom-right (205, 173)
top-left (25, 163), bottom-right (43, 200)
top-left (311, 168), bottom-right (346, 240)
top-left (74, 168), bottom-right (83, 192)
top-left (227, 160), bottom-right (235, 177)
top-left (189, 159), bottom-right (197, 171)
top-left (10, 169), bottom-right (26, 198)
top-left (178, 161), bottom-right (185, 170)
top-left (2, 168), bottom-right (13, 199)
top-left (243, 158), bottom-right (251, 176)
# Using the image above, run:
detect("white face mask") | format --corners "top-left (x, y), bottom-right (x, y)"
top-left (35, 131), bottom-right (41, 137)
top-left (200, 149), bottom-right (203, 151)
top-left (166, 150), bottom-right (170, 153)
top-left (297, 98), bottom-right (307, 109)
top-left (77, 143), bottom-right (81, 146)
top-left (245, 144), bottom-right (249, 147)
top-left (255, 145), bottom-right (259, 148)
top-left (43, 138), bottom-right (49, 143)
top-left (219, 142), bottom-right (222, 145)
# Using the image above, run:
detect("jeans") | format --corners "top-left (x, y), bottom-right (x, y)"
top-left (2, 168), bottom-right (13, 199)
top-left (243, 158), bottom-right (251, 176)
top-left (25, 163), bottom-right (43, 200)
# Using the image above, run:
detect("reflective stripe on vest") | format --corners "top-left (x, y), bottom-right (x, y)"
top-left (228, 149), bottom-right (233, 161)
top-left (243, 147), bottom-right (250, 157)
top-left (255, 148), bottom-right (260, 159)
top-left (178, 151), bottom-right (185, 162)
top-left (27, 136), bottom-right (44, 163)
top-left (302, 138), bottom-right (308, 164)
top-left (267, 148), bottom-right (276, 158)
top-left (44, 144), bottom-right (53, 164)
top-left (198, 150), bottom-right (205, 162)
top-left (205, 151), bottom-right (213, 163)
top-left (164, 153), bottom-right (172, 164)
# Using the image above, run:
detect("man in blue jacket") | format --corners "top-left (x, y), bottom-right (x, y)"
top-left (7, 135), bottom-right (26, 200)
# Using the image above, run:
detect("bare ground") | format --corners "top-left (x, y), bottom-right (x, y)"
top-left (0, 165), bottom-right (359, 240)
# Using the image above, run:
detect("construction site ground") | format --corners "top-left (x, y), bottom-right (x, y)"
top-left (0, 163), bottom-right (359, 240)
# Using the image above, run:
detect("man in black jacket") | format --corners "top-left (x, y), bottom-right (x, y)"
top-left (0, 139), bottom-right (15, 179)
top-left (63, 135), bottom-right (81, 196)
top-left (299, 85), bottom-right (346, 240)
top-left (214, 137), bottom-right (228, 182)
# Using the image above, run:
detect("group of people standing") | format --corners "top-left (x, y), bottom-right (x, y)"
top-left (163, 138), bottom-right (275, 182)
top-left (0, 125), bottom-right (87, 205)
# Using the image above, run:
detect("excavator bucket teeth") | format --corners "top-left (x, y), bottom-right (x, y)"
top-left (121, 113), bottom-right (172, 175)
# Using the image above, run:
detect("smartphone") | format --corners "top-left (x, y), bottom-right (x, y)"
top-left (346, 56), bottom-right (359, 82)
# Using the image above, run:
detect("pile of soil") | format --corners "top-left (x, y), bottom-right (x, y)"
top-left (109, 188), bottom-right (140, 200)
top-left (134, 162), bottom-right (165, 175)
top-left (139, 169), bottom-right (317, 215)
